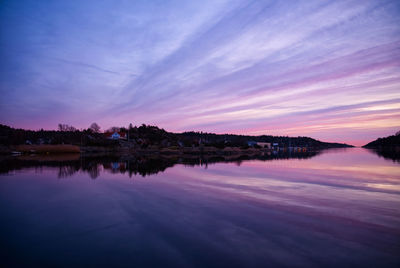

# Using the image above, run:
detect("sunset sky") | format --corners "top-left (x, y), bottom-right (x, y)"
top-left (0, 0), bottom-right (399, 146)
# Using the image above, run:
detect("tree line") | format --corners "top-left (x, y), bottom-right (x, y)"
top-left (0, 123), bottom-right (353, 149)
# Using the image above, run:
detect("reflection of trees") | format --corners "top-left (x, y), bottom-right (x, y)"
top-left (58, 165), bottom-right (79, 178)
top-left (86, 164), bottom-right (102, 179)
top-left (178, 151), bottom-right (321, 168)
top-left (0, 151), bottom-right (322, 179)
top-left (368, 148), bottom-right (400, 163)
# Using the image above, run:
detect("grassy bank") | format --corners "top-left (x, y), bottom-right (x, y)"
top-left (15, 144), bottom-right (80, 154)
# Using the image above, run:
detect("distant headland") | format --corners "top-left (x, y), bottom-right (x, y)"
top-left (363, 131), bottom-right (400, 162)
top-left (363, 131), bottom-right (400, 149)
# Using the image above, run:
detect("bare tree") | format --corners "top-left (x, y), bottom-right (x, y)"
top-left (89, 122), bottom-right (101, 133)
top-left (58, 124), bottom-right (76, 131)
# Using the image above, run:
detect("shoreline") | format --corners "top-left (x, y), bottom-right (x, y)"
top-left (0, 143), bottom-right (348, 157)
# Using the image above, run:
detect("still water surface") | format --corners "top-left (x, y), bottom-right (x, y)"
top-left (0, 148), bottom-right (399, 267)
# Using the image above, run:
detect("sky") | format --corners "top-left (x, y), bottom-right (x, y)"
top-left (0, 0), bottom-right (399, 146)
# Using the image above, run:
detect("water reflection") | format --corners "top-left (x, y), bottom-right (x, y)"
top-left (0, 148), bottom-right (399, 267)
top-left (0, 150), bottom-right (321, 179)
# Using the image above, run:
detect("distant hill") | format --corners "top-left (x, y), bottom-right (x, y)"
top-left (177, 131), bottom-right (353, 149)
top-left (363, 131), bottom-right (400, 148)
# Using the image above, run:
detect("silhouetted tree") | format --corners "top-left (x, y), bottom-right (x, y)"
top-left (89, 122), bottom-right (101, 133)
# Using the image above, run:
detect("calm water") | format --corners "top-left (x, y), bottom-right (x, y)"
top-left (0, 148), bottom-right (399, 267)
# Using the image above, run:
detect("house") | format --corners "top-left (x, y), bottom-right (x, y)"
top-left (257, 142), bottom-right (271, 149)
top-left (105, 131), bottom-right (127, 140)
top-left (111, 132), bottom-right (121, 139)
top-left (247, 141), bottom-right (257, 147)
top-left (248, 141), bottom-right (271, 148)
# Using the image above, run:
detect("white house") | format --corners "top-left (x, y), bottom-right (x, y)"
top-left (111, 132), bottom-right (120, 140)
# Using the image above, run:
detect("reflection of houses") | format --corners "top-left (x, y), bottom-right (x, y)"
top-left (103, 162), bottom-right (127, 173)
top-left (112, 162), bottom-right (121, 169)
top-left (105, 131), bottom-right (127, 140)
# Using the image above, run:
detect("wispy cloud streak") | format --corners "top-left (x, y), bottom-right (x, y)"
top-left (0, 0), bottom-right (399, 145)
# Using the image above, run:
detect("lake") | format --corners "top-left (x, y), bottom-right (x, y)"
top-left (0, 148), bottom-right (399, 267)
